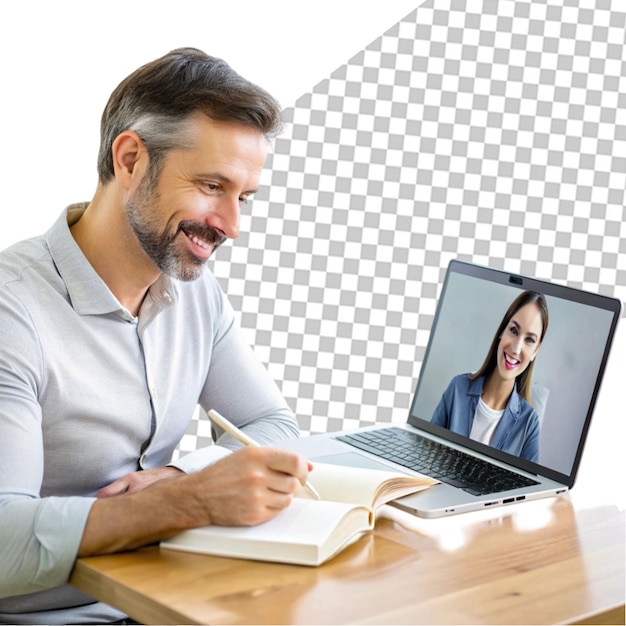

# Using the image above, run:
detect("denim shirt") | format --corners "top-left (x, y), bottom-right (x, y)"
top-left (431, 374), bottom-right (540, 462)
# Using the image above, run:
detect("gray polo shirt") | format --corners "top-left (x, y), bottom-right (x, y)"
top-left (0, 205), bottom-right (299, 624)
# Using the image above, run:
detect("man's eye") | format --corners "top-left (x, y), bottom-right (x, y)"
top-left (239, 195), bottom-right (250, 205)
top-left (205, 183), bottom-right (219, 191)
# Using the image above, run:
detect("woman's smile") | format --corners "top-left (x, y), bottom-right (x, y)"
top-left (503, 352), bottom-right (521, 371)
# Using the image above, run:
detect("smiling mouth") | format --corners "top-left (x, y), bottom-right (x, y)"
top-left (178, 222), bottom-right (227, 255)
top-left (504, 353), bottom-right (521, 371)
top-left (183, 229), bottom-right (211, 251)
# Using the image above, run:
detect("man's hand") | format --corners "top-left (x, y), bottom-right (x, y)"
top-left (79, 446), bottom-right (311, 556)
top-left (96, 466), bottom-right (183, 498)
top-left (187, 446), bottom-right (311, 527)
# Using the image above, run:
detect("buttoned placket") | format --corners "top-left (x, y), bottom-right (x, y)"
top-left (135, 283), bottom-right (175, 470)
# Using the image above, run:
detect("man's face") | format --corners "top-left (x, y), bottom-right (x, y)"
top-left (126, 114), bottom-right (269, 281)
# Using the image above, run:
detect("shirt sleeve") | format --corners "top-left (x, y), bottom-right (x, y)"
top-left (0, 285), bottom-right (96, 599)
top-left (206, 313), bottom-right (298, 429)
top-left (431, 376), bottom-right (456, 427)
top-left (0, 496), bottom-right (95, 599)
top-left (174, 284), bottom-right (300, 473)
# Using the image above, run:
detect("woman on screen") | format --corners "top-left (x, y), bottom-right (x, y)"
top-left (431, 290), bottom-right (549, 462)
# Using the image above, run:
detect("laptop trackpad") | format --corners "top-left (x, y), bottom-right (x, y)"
top-left (312, 452), bottom-right (410, 474)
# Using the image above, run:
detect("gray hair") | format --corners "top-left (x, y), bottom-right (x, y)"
top-left (97, 47), bottom-right (283, 183)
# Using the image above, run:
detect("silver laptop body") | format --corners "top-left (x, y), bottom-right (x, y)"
top-left (277, 260), bottom-right (621, 517)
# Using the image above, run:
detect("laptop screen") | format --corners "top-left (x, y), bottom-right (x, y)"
top-left (408, 260), bottom-right (621, 486)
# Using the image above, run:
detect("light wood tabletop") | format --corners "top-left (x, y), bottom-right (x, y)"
top-left (70, 493), bottom-right (624, 625)
top-left (68, 317), bottom-right (626, 624)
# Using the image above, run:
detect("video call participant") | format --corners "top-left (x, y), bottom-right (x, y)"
top-left (431, 291), bottom-right (549, 462)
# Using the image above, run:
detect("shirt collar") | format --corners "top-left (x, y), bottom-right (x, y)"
top-left (468, 375), bottom-right (484, 396)
top-left (47, 204), bottom-right (176, 320)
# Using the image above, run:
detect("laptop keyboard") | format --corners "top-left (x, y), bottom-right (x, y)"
top-left (336, 427), bottom-right (539, 496)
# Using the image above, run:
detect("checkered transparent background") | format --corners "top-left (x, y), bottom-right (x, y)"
top-left (176, 0), bottom-right (626, 454)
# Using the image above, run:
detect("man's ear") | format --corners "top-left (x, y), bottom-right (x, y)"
top-left (111, 131), bottom-right (148, 189)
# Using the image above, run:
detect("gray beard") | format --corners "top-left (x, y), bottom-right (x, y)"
top-left (126, 189), bottom-right (226, 282)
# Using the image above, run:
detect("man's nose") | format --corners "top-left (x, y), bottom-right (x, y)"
top-left (208, 196), bottom-right (240, 239)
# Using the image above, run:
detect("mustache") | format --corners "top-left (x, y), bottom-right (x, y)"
top-left (176, 221), bottom-right (227, 248)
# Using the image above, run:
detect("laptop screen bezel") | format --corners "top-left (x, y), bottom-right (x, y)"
top-left (407, 259), bottom-right (622, 487)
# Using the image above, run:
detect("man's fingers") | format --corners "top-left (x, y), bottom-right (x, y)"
top-left (95, 467), bottom-right (183, 498)
top-left (96, 477), bottom-right (129, 498)
top-left (266, 472), bottom-right (302, 496)
top-left (263, 447), bottom-right (311, 488)
top-left (191, 447), bottom-right (312, 527)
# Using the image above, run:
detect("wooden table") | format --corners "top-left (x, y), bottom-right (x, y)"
top-left (70, 493), bottom-right (624, 625)
top-left (69, 326), bottom-right (626, 624)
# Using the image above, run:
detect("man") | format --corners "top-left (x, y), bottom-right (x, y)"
top-left (0, 48), bottom-right (310, 624)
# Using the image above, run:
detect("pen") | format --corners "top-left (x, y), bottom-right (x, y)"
top-left (207, 409), bottom-right (321, 501)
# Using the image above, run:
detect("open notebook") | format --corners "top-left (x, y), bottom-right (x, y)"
top-left (277, 260), bottom-right (621, 517)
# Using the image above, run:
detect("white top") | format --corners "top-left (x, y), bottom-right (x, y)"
top-left (0, 205), bottom-right (299, 624)
top-left (470, 397), bottom-right (505, 445)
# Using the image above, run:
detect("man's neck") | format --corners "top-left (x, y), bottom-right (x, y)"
top-left (70, 186), bottom-right (161, 317)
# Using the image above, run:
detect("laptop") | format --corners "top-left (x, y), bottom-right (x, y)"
top-left (277, 260), bottom-right (622, 517)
